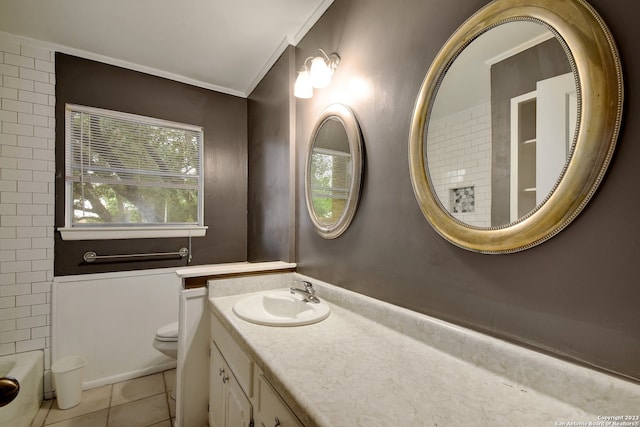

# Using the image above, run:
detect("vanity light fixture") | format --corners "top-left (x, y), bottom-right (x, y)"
top-left (294, 67), bottom-right (313, 99)
top-left (294, 49), bottom-right (341, 98)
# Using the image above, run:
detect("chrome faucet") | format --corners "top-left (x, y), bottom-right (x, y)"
top-left (290, 280), bottom-right (320, 303)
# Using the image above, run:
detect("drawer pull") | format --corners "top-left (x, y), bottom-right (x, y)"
top-left (219, 368), bottom-right (229, 383)
top-left (274, 417), bottom-right (281, 427)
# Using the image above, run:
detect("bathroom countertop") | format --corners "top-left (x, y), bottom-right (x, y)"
top-left (208, 274), bottom-right (640, 427)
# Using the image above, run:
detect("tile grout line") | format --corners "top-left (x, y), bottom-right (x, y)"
top-left (37, 370), bottom-right (175, 427)
top-left (105, 383), bottom-right (113, 427)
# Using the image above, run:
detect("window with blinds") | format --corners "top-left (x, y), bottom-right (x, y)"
top-left (64, 104), bottom-right (204, 231)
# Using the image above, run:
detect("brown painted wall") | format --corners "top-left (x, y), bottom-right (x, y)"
top-left (55, 53), bottom-right (248, 276)
top-left (292, 0), bottom-right (640, 381)
top-left (247, 46), bottom-right (295, 262)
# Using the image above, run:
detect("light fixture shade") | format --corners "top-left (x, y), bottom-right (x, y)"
top-left (294, 69), bottom-right (313, 98)
top-left (309, 56), bottom-right (333, 88)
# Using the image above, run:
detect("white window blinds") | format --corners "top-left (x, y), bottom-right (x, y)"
top-left (65, 104), bottom-right (203, 227)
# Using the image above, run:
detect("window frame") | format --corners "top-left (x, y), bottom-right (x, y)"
top-left (58, 104), bottom-right (207, 241)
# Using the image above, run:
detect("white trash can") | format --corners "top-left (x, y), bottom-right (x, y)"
top-left (51, 356), bottom-right (86, 409)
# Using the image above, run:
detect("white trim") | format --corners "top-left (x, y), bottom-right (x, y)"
top-left (291, 0), bottom-right (335, 45)
top-left (175, 261), bottom-right (297, 279)
top-left (176, 286), bottom-right (209, 427)
top-left (58, 225), bottom-right (208, 241)
top-left (245, 0), bottom-right (335, 96)
top-left (66, 104), bottom-right (203, 132)
top-left (510, 90), bottom-right (537, 222)
top-left (485, 32), bottom-right (555, 66)
top-left (81, 361), bottom-right (176, 391)
top-left (0, 31), bottom-right (245, 97)
top-left (245, 36), bottom-right (290, 96)
top-left (53, 267), bottom-right (183, 281)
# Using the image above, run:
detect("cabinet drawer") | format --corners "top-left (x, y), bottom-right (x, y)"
top-left (211, 313), bottom-right (253, 397)
top-left (256, 374), bottom-right (303, 427)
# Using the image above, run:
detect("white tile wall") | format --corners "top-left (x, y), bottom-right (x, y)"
top-left (427, 103), bottom-right (492, 227)
top-left (0, 34), bottom-right (55, 398)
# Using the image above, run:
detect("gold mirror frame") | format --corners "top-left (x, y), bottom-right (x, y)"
top-left (305, 104), bottom-right (364, 239)
top-left (409, 0), bottom-right (623, 253)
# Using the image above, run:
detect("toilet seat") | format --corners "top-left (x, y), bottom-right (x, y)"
top-left (155, 321), bottom-right (179, 342)
top-left (151, 323), bottom-right (179, 400)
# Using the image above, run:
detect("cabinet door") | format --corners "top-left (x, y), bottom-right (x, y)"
top-left (255, 374), bottom-right (303, 427)
top-left (209, 343), bottom-right (226, 427)
top-left (225, 375), bottom-right (252, 427)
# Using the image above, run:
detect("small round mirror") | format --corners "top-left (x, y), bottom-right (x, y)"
top-left (305, 104), bottom-right (363, 239)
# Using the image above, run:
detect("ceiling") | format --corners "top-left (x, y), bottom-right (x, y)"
top-left (431, 21), bottom-right (554, 120)
top-left (0, 0), bottom-right (333, 97)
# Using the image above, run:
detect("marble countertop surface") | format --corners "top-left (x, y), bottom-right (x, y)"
top-left (208, 273), bottom-right (640, 427)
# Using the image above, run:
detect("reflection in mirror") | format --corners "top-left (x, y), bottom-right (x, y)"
top-left (426, 21), bottom-right (577, 227)
top-left (305, 104), bottom-right (363, 239)
top-left (310, 118), bottom-right (352, 226)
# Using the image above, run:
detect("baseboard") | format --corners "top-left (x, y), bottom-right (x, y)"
top-left (81, 361), bottom-right (177, 390)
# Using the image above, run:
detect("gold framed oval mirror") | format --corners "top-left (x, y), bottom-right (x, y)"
top-left (408, 0), bottom-right (623, 253)
top-left (305, 104), bottom-right (364, 239)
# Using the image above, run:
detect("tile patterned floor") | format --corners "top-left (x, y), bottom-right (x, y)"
top-left (30, 370), bottom-right (176, 427)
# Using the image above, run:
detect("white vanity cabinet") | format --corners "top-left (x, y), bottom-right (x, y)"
top-left (209, 342), bottom-right (252, 427)
top-left (254, 373), bottom-right (303, 427)
top-left (210, 312), bottom-right (303, 427)
top-left (209, 312), bottom-right (254, 427)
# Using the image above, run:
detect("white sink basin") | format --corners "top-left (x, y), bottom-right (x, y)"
top-left (232, 290), bottom-right (331, 326)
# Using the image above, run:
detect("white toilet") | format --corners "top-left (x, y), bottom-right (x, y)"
top-left (153, 321), bottom-right (179, 399)
top-left (152, 321), bottom-right (179, 359)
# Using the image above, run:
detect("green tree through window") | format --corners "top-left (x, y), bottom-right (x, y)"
top-left (66, 105), bottom-right (203, 227)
